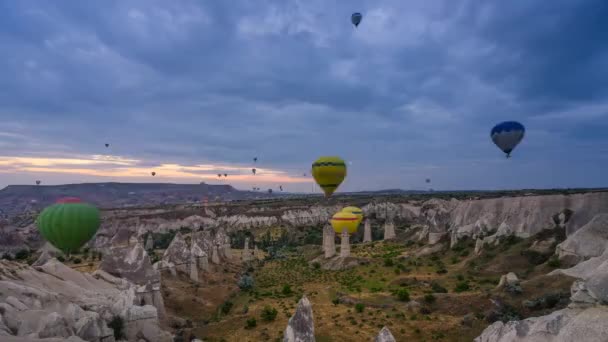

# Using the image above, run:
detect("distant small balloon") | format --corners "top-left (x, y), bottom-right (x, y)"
top-left (426, 178), bottom-right (431, 184)
top-left (217, 173), bottom-right (221, 178)
top-left (351, 12), bottom-right (363, 27)
top-left (36, 180), bottom-right (41, 185)
top-left (279, 185), bottom-right (283, 191)
top-left (151, 171), bottom-right (156, 176)
top-left (105, 143), bottom-right (109, 148)
top-left (268, 189), bottom-right (273, 194)
top-left (224, 173), bottom-right (228, 178)
top-left (252, 168), bottom-right (257, 175)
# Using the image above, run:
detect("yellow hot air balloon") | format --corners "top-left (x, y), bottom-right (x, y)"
top-left (341, 206), bottom-right (363, 225)
top-left (330, 211), bottom-right (360, 234)
top-left (312, 156), bottom-right (347, 197)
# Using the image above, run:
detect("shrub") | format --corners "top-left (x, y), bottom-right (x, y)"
top-left (261, 306), bottom-right (278, 322)
top-left (108, 315), bottom-right (125, 340)
top-left (238, 274), bottom-right (255, 290)
top-left (72, 257), bottom-right (82, 264)
top-left (245, 317), bottom-right (257, 329)
top-left (220, 300), bottom-right (233, 315)
top-left (456, 274), bottom-right (464, 281)
top-left (396, 288), bottom-right (410, 302)
top-left (355, 303), bottom-right (365, 313)
top-left (547, 256), bottom-right (561, 268)
top-left (454, 281), bottom-right (470, 293)
top-left (14, 249), bottom-right (30, 260)
top-left (431, 282), bottom-right (448, 293)
top-left (332, 298), bottom-right (340, 306)
top-left (384, 258), bottom-right (394, 267)
top-left (312, 262), bottom-right (321, 270)
top-left (424, 294), bottom-right (436, 304)
top-left (282, 284), bottom-right (292, 296)
top-left (57, 255), bottom-right (65, 262)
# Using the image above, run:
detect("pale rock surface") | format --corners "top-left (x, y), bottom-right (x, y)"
top-left (0, 259), bottom-right (171, 341)
top-left (162, 232), bottom-right (190, 272)
top-left (283, 296), bottom-right (315, 342)
top-left (383, 221), bottom-right (396, 240)
top-left (211, 245), bottom-right (220, 264)
top-left (339, 230), bottom-right (350, 258)
top-left (362, 202), bottom-right (420, 221)
top-left (152, 260), bottom-right (176, 277)
top-left (375, 326), bottom-right (396, 342)
top-left (242, 237), bottom-right (251, 262)
top-left (556, 214), bottom-right (608, 266)
top-left (363, 220), bottom-right (372, 243)
top-left (448, 192), bottom-right (608, 247)
top-left (322, 225), bottom-right (335, 259)
top-left (145, 234), bottom-right (154, 250)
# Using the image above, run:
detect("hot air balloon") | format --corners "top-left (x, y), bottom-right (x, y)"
top-left (151, 171), bottom-right (156, 176)
top-left (351, 12), bottom-right (363, 27)
top-left (36, 198), bottom-right (100, 255)
top-left (252, 168), bottom-right (257, 175)
top-left (312, 156), bottom-right (347, 197)
top-left (105, 143), bottom-right (109, 148)
top-left (217, 173), bottom-right (221, 178)
top-left (341, 206), bottom-right (363, 225)
top-left (330, 211), bottom-right (360, 234)
top-left (35, 180), bottom-right (41, 185)
top-left (426, 178), bottom-right (431, 184)
top-left (253, 157), bottom-right (258, 163)
top-left (491, 121), bottom-right (525, 158)
top-left (224, 173), bottom-right (228, 178)
top-left (279, 185), bottom-right (283, 191)
top-left (268, 189), bottom-right (273, 194)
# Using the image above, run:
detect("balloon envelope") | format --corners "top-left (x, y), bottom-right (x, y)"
top-left (56, 197), bottom-right (82, 204)
top-left (312, 156), bottom-right (347, 197)
top-left (36, 202), bottom-right (100, 254)
top-left (331, 211), bottom-right (359, 234)
top-left (341, 206), bottom-right (363, 225)
top-left (491, 121), bottom-right (525, 157)
top-left (151, 172), bottom-right (156, 176)
top-left (351, 12), bottom-right (363, 27)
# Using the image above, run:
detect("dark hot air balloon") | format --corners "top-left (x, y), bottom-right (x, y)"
top-left (224, 173), bottom-right (228, 178)
top-left (35, 180), bottom-right (41, 185)
top-left (151, 171), bottom-right (156, 176)
top-left (105, 143), bottom-right (109, 148)
top-left (252, 168), bottom-right (257, 175)
top-left (351, 12), bottom-right (363, 27)
top-left (491, 121), bottom-right (525, 158)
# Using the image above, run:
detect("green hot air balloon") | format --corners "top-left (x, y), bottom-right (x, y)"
top-left (36, 198), bottom-right (101, 255)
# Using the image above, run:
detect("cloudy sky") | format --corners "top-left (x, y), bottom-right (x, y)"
top-left (1, 0), bottom-right (607, 192)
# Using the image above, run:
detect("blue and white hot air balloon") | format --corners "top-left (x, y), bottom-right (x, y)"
top-left (490, 121), bottom-right (525, 158)
top-left (351, 12), bottom-right (363, 27)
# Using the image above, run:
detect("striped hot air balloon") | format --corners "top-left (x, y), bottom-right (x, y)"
top-left (312, 156), bottom-right (347, 197)
top-left (330, 211), bottom-right (360, 234)
top-left (341, 206), bottom-right (363, 225)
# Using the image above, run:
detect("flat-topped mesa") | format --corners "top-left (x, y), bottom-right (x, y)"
top-left (323, 225), bottom-right (336, 258)
top-left (283, 295), bottom-right (315, 342)
top-left (383, 220), bottom-right (396, 240)
top-left (363, 219), bottom-right (372, 243)
top-left (340, 230), bottom-right (350, 258)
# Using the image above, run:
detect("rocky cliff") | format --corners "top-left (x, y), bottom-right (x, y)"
top-left (0, 259), bottom-right (172, 341)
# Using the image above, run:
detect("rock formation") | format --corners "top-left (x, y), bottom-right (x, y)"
top-left (0, 259), bottom-right (172, 341)
top-left (191, 241), bottom-right (209, 272)
top-left (375, 326), bottom-right (396, 342)
top-left (211, 245), bottom-right (220, 264)
top-left (383, 221), bottom-right (396, 240)
top-left (145, 234), bottom-right (154, 250)
top-left (253, 245), bottom-right (259, 259)
top-left (322, 225), bottom-right (335, 258)
top-left (283, 296), bottom-right (315, 342)
top-left (98, 243), bottom-right (165, 318)
top-left (363, 220), bottom-right (372, 243)
top-left (477, 240), bottom-right (608, 341)
top-left (339, 230), bottom-right (350, 258)
top-left (556, 214), bottom-right (608, 266)
top-left (242, 237), bottom-right (251, 262)
top-left (223, 236), bottom-right (232, 259)
top-left (163, 232), bottom-right (190, 273)
top-left (189, 252), bottom-right (198, 283)
top-left (496, 272), bottom-right (522, 294)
